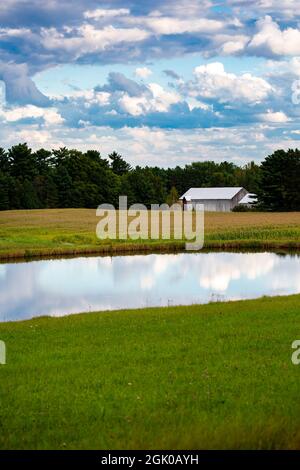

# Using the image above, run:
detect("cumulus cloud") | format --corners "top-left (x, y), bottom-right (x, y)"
top-left (260, 110), bottom-right (289, 123)
top-left (0, 104), bottom-right (64, 126)
top-left (249, 16), bottom-right (300, 56)
top-left (117, 82), bottom-right (180, 116)
top-left (181, 62), bottom-right (273, 105)
top-left (36, 63), bottom-right (293, 132)
top-left (58, 72), bottom-right (184, 123)
top-left (0, 0), bottom-right (298, 162)
top-left (0, 0), bottom-right (299, 112)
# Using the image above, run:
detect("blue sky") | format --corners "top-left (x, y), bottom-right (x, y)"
top-left (0, 0), bottom-right (300, 166)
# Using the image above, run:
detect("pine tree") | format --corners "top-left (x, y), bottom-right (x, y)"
top-left (109, 151), bottom-right (132, 176)
top-left (0, 172), bottom-right (10, 210)
top-left (166, 186), bottom-right (179, 206)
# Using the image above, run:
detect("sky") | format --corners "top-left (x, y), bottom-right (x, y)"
top-left (0, 0), bottom-right (300, 167)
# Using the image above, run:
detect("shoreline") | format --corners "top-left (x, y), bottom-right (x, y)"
top-left (1, 238), bottom-right (300, 262)
top-left (1, 291), bottom-right (299, 325)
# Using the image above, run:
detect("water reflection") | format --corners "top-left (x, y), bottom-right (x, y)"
top-left (0, 252), bottom-right (300, 321)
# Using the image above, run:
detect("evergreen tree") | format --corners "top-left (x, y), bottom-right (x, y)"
top-left (109, 151), bottom-right (131, 176)
top-left (56, 166), bottom-right (74, 208)
top-left (0, 172), bottom-right (10, 210)
top-left (22, 179), bottom-right (40, 209)
top-left (44, 174), bottom-right (59, 208)
top-left (0, 142), bottom-right (298, 213)
top-left (166, 186), bottom-right (179, 206)
top-left (257, 149), bottom-right (300, 211)
top-left (9, 143), bottom-right (36, 181)
top-left (0, 148), bottom-right (10, 173)
top-left (33, 149), bottom-right (52, 175)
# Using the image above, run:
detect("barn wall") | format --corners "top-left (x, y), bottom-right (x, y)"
top-left (183, 189), bottom-right (248, 212)
top-left (191, 199), bottom-right (232, 212)
top-left (231, 188), bottom-right (248, 209)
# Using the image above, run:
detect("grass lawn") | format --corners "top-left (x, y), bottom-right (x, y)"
top-left (0, 209), bottom-right (300, 259)
top-left (1, 294), bottom-right (300, 449)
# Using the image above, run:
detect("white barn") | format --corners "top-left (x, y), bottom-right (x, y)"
top-left (180, 187), bottom-right (248, 212)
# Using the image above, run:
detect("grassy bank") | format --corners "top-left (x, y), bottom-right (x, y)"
top-left (0, 294), bottom-right (300, 449)
top-left (1, 209), bottom-right (300, 259)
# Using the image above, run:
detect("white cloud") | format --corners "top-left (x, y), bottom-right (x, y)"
top-left (0, 104), bottom-right (64, 126)
top-left (13, 128), bottom-right (56, 146)
top-left (41, 25), bottom-right (150, 57)
top-left (118, 94), bottom-right (148, 116)
top-left (249, 16), bottom-right (300, 56)
top-left (84, 8), bottom-right (130, 20)
top-left (221, 37), bottom-right (249, 54)
top-left (69, 89), bottom-right (111, 106)
top-left (148, 83), bottom-right (181, 111)
top-left (183, 62), bottom-right (273, 104)
top-left (266, 56), bottom-right (300, 77)
top-left (1, 122), bottom-right (294, 166)
top-left (0, 27), bottom-right (32, 38)
top-left (199, 253), bottom-right (277, 292)
top-left (135, 67), bottom-right (152, 79)
top-left (260, 110), bottom-right (289, 122)
top-left (187, 98), bottom-right (209, 111)
top-left (125, 13), bottom-right (224, 35)
top-left (118, 82), bottom-right (181, 116)
top-left (146, 16), bottom-right (223, 35)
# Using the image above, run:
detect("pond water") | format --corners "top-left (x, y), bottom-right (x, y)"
top-left (0, 251), bottom-right (299, 322)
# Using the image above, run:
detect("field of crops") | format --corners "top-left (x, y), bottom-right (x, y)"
top-left (0, 209), bottom-right (300, 259)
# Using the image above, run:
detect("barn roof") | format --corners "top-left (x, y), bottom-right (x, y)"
top-left (180, 187), bottom-right (245, 201)
top-left (239, 193), bottom-right (257, 204)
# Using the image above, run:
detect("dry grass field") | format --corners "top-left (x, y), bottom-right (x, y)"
top-left (0, 208), bottom-right (300, 259)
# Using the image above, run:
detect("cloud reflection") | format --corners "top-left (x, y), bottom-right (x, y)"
top-left (0, 252), bottom-right (299, 321)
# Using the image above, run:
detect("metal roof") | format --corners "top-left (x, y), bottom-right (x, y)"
top-left (239, 193), bottom-right (257, 204)
top-left (180, 187), bottom-right (244, 201)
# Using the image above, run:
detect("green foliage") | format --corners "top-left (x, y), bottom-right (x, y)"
top-left (109, 151), bottom-right (132, 175)
top-left (257, 149), bottom-right (300, 211)
top-left (0, 172), bottom-right (10, 210)
top-left (166, 186), bottom-right (179, 206)
top-left (22, 179), bottom-right (40, 209)
top-left (0, 144), bottom-right (299, 211)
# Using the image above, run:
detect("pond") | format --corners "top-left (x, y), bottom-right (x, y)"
top-left (0, 251), bottom-right (300, 322)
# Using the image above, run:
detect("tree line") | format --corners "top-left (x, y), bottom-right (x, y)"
top-left (0, 143), bottom-right (299, 211)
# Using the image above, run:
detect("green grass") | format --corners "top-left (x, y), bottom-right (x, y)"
top-left (1, 209), bottom-right (300, 259)
top-left (1, 295), bottom-right (300, 449)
